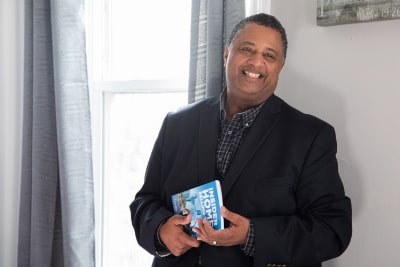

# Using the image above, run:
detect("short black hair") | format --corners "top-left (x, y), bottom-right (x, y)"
top-left (227, 13), bottom-right (288, 60)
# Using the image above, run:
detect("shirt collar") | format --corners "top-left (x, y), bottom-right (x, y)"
top-left (219, 90), bottom-right (266, 128)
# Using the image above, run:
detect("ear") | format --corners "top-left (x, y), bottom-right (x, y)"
top-left (280, 61), bottom-right (285, 70)
top-left (223, 47), bottom-right (229, 65)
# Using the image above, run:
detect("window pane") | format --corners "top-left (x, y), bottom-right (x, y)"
top-left (103, 92), bottom-right (187, 267)
top-left (108, 0), bottom-right (192, 80)
top-left (87, 0), bottom-right (191, 265)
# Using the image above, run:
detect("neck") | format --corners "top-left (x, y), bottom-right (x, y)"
top-left (224, 93), bottom-right (271, 120)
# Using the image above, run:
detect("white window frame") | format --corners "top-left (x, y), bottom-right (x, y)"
top-left (86, 0), bottom-right (189, 265)
top-left (91, 81), bottom-right (186, 267)
top-left (245, 0), bottom-right (271, 16)
top-left (86, 1), bottom-right (271, 265)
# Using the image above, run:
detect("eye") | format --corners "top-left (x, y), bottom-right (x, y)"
top-left (239, 47), bottom-right (253, 54)
top-left (264, 53), bottom-right (276, 61)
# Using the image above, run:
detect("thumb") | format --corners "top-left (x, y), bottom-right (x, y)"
top-left (173, 213), bottom-right (192, 226)
top-left (221, 206), bottom-right (242, 224)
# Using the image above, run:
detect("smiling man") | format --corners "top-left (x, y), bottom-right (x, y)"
top-left (223, 21), bottom-right (285, 120)
top-left (130, 13), bottom-right (352, 267)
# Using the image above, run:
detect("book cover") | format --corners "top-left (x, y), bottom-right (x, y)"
top-left (171, 180), bottom-right (224, 237)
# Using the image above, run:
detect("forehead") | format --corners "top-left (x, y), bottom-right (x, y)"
top-left (232, 23), bottom-right (282, 49)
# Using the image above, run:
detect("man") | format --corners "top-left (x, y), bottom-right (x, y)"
top-left (130, 13), bottom-right (352, 267)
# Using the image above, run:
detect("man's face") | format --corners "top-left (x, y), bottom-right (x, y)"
top-left (224, 23), bottom-right (285, 105)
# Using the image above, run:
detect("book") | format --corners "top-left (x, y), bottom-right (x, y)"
top-left (171, 180), bottom-right (224, 237)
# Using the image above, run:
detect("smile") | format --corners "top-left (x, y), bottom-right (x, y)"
top-left (243, 70), bottom-right (262, 79)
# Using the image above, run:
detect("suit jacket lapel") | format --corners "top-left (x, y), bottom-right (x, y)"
top-left (221, 95), bottom-right (282, 197)
top-left (197, 97), bottom-right (220, 185)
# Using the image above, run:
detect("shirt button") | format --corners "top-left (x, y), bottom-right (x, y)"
top-left (228, 130), bottom-right (233, 135)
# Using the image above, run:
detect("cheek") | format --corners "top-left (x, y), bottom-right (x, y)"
top-left (267, 68), bottom-right (282, 81)
top-left (226, 64), bottom-right (240, 79)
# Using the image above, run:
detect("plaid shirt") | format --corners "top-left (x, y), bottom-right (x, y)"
top-left (217, 94), bottom-right (264, 257)
top-left (155, 94), bottom-right (262, 258)
top-left (217, 96), bottom-right (264, 177)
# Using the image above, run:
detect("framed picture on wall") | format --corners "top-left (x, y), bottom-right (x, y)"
top-left (317, 0), bottom-right (400, 26)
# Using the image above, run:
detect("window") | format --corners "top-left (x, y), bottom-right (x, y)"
top-left (86, 1), bottom-right (270, 266)
top-left (102, 89), bottom-right (187, 266)
top-left (86, 1), bottom-right (191, 266)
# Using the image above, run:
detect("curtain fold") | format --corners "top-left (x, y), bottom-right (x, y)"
top-left (18, 0), bottom-right (95, 266)
top-left (188, 0), bottom-right (245, 103)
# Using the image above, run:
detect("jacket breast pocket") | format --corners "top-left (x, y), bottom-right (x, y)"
top-left (250, 176), bottom-right (296, 215)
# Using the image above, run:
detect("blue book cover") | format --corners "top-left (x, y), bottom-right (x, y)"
top-left (171, 180), bottom-right (224, 237)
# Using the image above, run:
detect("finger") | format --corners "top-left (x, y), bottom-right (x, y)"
top-left (221, 206), bottom-right (243, 225)
top-left (221, 206), bottom-right (235, 221)
top-left (168, 239), bottom-right (190, 256)
top-left (192, 219), bottom-right (207, 240)
top-left (173, 215), bottom-right (201, 247)
top-left (170, 213), bottom-right (192, 226)
top-left (202, 218), bottom-right (215, 232)
top-left (178, 233), bottom-right (201, 249)
top-left (192, 219), bottom-right (214, 243)
top-left (163, 230), bottom-right (200, 256)
top-left (195, 218), bottom-right (215, 237)
top-left (181, 213), bottom-right (193, 225)
top-left (201, 219), bottom-right (220, 245)
top-left (160, 215), bottom-right (200, 254)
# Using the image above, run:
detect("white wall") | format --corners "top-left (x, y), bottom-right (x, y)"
top-left (272, 1), bottom-right (400, 266)
top-left (2, 1), bottom-right (399, 266)
top-left (0, 0), bottom-right (23, 266)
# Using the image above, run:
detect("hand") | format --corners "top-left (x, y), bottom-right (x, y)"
top-left (193, 206), bottom-right (250, 247)
top-left (159, 214), bottom-right (200, 256)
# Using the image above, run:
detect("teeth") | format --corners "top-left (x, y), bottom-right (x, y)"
top-left (244, 70), bottom-right (260, 78)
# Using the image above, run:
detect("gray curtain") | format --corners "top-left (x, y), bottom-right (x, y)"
top-left (188, 0), bottom-right (245, 103)
top-left (18, 0), bottom-right (95, 266)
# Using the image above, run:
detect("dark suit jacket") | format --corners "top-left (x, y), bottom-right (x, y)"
top-left (130, 95), bottom-right (352, 267)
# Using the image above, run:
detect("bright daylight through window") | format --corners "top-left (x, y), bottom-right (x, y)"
top-left (86, 0), bottom-right (191, 266)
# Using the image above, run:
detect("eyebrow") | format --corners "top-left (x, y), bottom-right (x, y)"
top-left (238, 41), bottom-right (256, 47)
top-left (238, 41), bottom-right (279, 55)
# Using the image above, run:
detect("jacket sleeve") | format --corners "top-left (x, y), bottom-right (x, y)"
top-left (253, 124), bottom-right (352, 266)
top-left (129, 114), bottom-right (174, 255)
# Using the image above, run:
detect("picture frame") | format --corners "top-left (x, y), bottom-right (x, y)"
top-left (317, 0), bottom-right (400, 26)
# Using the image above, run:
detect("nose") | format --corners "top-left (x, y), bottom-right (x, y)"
top-left (247, 52), bottom-right (265, 67)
